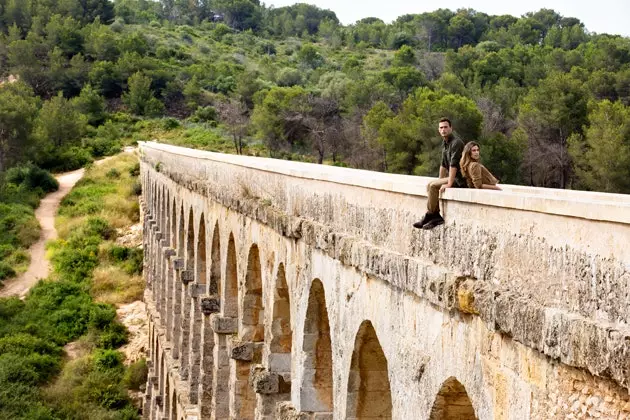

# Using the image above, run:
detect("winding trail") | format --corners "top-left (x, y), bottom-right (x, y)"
top-left (0, 168), bottom-right (86, 298)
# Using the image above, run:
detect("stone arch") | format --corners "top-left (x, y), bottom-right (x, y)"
top-left (345, 320), bottom-right (392, 419)
top-left (179, 207), bottom-right (195, 379)
top-left (165, 374), bottom-right (171, 415)
top-left (196, 214), bottom-right (207, 286)
top-left (209, 222), bottom-right (221, 296)
top-left (270, 263), bottom-right (292, 375)
top-left (170, 390), bottom-right (177, 419)
top-left (242, 244), bottom-right (264, 342)
top-left (429, 377), bottom-right (477, 420)
top-left (300, 279), bottom-right (333, 413)
top-left (188, 213), bottom-right (207, 404)
top-left (171, 204), bottom-right (185, 354)
top-left (170, 198), bottom-right (177, 249)
top-left (199, 221), bottom-right (221, 418)
top-left (231, 244), bottom-right (264, 419)
top-left (224, 233), bottom-right (238, 318)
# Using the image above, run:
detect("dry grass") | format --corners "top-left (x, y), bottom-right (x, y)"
top-left (91, 265), bottom-right (144, 305)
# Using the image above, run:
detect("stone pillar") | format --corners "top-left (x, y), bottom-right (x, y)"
top-left (178, 269), bottom-right (194, 380)
top-left (198, 295), bottom-right (219, 418)
top-left (187, 283), bottom-right (207, 405)
top-left (211, 314), bottom-right (237, 420)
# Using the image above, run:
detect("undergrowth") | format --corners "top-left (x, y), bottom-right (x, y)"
top-left (0, 152), bottom-right (146, 419)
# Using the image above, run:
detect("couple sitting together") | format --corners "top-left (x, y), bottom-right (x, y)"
top-left (414, 117), bottom-right (501, 230)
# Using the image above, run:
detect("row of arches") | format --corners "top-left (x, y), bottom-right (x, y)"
top-left (142, 171), bottom-right (478, 420)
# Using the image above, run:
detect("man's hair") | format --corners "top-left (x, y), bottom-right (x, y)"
top-left (439, 117), bottom-right (451, 126)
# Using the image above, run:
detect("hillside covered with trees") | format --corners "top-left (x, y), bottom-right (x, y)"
top-left (1, 0), bottom-right (629, 193)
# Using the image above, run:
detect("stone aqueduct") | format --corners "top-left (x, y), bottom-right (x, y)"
top-left (140, 142), bottom-right (630, 420)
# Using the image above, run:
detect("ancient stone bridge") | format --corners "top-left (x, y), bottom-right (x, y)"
top-left (140, 141), bottom-right (630, 420)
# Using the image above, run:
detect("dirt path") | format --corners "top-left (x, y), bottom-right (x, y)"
top-left (0, 168), bottom-right (86, 298)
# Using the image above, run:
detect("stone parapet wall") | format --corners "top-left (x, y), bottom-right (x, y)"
top-left (139, 141), bottom-right (630, 419)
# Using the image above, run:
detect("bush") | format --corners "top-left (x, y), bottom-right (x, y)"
top-left (5, 164), bottom-right (59, 193)
top-left (161, 118), bottom-right (180, 130)
top-left (190, 106), bottom-right (217, 123)
top-left (106, 168), bottom-right (121, 179)
top-left (0, 262), bottom-right (16, 281)
top-left (93, 349), bottom-right (123, 371)
top-left (123, 358), bottom-right (148, 391)
top-left (39, 147), bottom-right (94, 172)
top-left (87, 136), bottom-right (122, 158)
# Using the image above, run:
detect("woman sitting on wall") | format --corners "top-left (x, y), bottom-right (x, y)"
top-left (460, 142), bottom-right (502, 190)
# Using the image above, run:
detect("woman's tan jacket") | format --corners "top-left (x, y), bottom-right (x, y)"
top-left (466, 162), bottom-right (498, 188)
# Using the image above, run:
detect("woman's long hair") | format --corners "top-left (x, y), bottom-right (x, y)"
top-left (460, 141), bottom-right (480, 180)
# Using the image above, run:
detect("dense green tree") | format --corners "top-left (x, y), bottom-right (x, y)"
top-left (122, 71), bottom-right (164, 116)
top-left (71, 83), bottom-right (106, 125)
top-left (36, 92), bottom-right (87, 149)
top-left (251, 86), bottom-right (309, 153)
top-left (371, 87), bottom-right (482, 174)
top-left (570, 100), bottom-right (630, 193)
top-left (519, 72), bottom-right (588, 187)
top-left (0, 82), bottom-right (39, 172)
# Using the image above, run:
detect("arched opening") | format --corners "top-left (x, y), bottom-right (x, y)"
top-left (199, 222), bottom-right (221, 418)
top-left (164, 375), bottom-right (171, 415)
top-left (224, 233), bottom-right (238, 318)
top-left (170, 391), bottom-right (177, 419)
top-left (209, 222), bottom-right (221, 296)
top-left (300, 279), bottom-right (333, 413)
top-left (179, 208), bottom-right (195, 379)
top-left (232, 244), bottom-right (264, 419)
top-left (171, 204), bottom-right (185, 355)
top-left (242, 244), bottom-right (264, 342)
top-left (196, 215), bottom-right (207, 286)
top-left (429, 377), bottom-right (477, 420)
top-left (189, 214), bottom-right (207, 404)
top-left (345, 320), bottom-right (392, 419)
top-left (270, 263), bottom-right (292, 376)
top-left (170, 199), bottom-right (177, 248)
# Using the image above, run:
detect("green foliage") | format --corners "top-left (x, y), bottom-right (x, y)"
top-left (37, 92), bottom-right (88, 150)
top-left (0, 81), bottom-right (40, 172)
top-left (123, 358), bottom-right (147, 391)
top-left (122, 72), bottom-right (164, 116)
top-left (570, 100), bottom-right (630, 193)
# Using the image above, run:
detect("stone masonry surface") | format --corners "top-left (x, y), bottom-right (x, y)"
top-left (140, 141), bottom-right (630, 420)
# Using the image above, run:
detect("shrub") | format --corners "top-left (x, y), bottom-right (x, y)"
top-left (190, 106), bottom-right (217, 123)
top-left (5, 164), bottom-right (59, 193)
top-left (106, 168), bottom-right (121, 179)
top-left (98, 322), bottom-right (128, 349)
top-left (93, 349), bottom-right (123, 371)
top-left (123, 358), bottom-right (148, 391)
top-left (128, 163), bottom-right (140, 177)
top-left (39, 147), bottom-right (94, 172)
top-left (161, 118), bottom-right (180, 130)
top-left (0, 262), bottom-right (16, 280)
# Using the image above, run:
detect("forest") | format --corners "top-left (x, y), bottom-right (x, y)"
top-left (0, 1), bottom-right (630, 417)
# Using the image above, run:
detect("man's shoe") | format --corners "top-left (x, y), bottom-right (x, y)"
top-left (422, 214), bottom-right (444, 230)
top-left (413, 212), bottom-right (435, 229)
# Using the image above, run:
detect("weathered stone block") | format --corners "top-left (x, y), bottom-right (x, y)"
top-left (457, 278), bottom-right (479, 315)
top-left (163, 247), bottom-right (176, 258)
top-left (172, 258), bottom-right (185, 270)
top-left (210, 315), bottom-right (237, 334)
top-left (250, 365), bottom-right (279, 394)
top-left (190, 284), bottom-right (206, 298)
top-left (200, 296), bottom-right (220, 315)
top-left (230, 341), bottom-right (253, 361)
top-left (154, 395), bottom-right (163, 407)
top-left (180, 270), bottom-right (194, 285)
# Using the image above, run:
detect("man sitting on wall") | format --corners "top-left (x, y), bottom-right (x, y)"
top-left (413, 117), bottom-right (467, 230)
